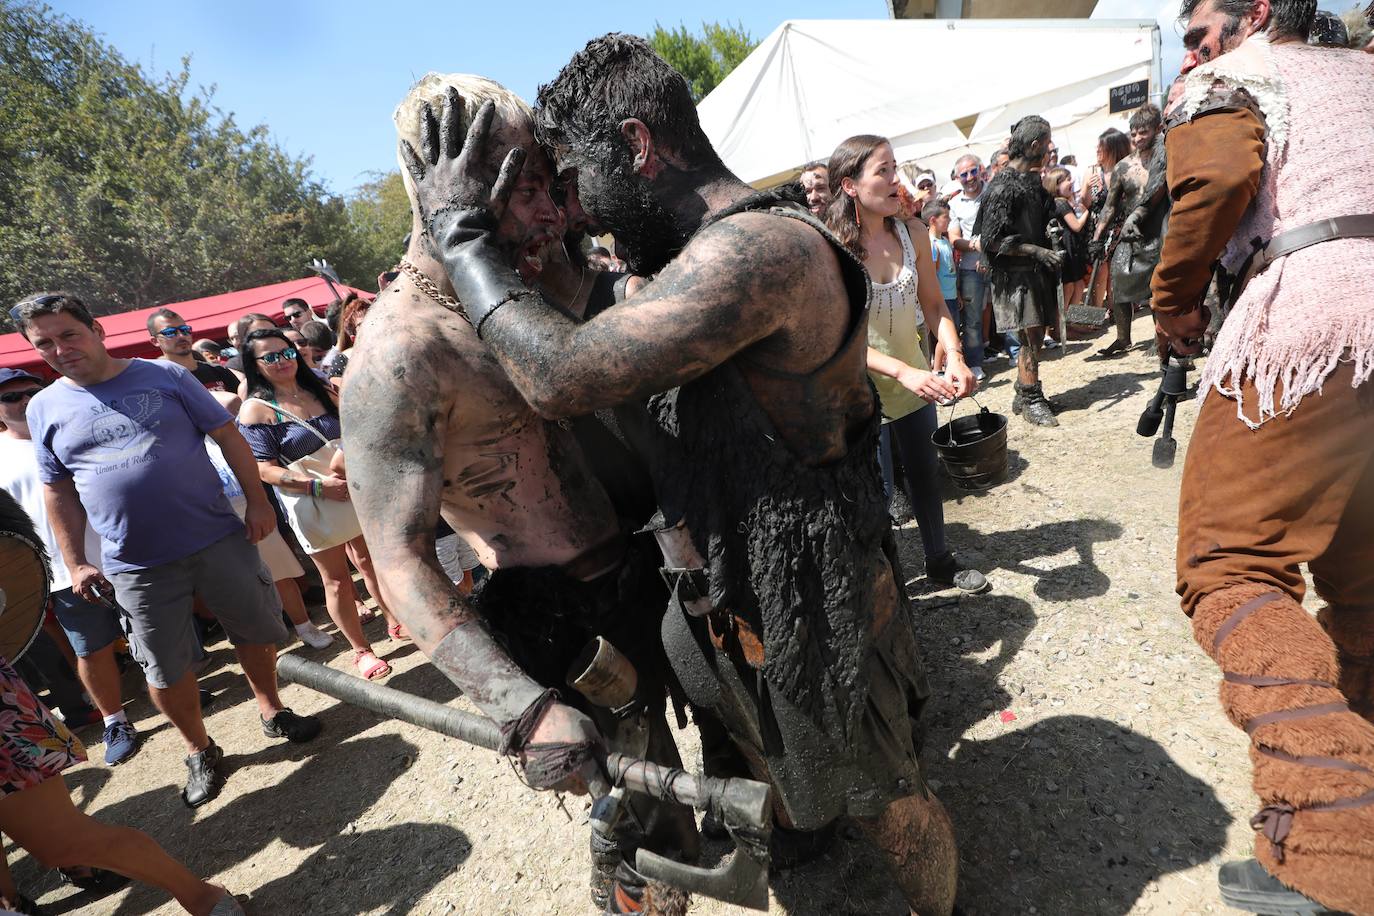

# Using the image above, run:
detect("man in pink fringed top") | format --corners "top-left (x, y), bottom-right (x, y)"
top-left (1151, 1), bottom-right (1374, 913)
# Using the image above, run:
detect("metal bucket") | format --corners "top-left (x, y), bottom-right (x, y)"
top-left (931, 395), bottom-right (1009, 491)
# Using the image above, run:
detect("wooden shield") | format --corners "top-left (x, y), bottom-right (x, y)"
top-left (0, 530), bottom-right (50, 662)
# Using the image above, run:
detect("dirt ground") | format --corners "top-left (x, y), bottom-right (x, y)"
top-left (20, 313), bottom-right (1283, 915)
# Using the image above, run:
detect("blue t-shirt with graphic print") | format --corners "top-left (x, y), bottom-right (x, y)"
top-left (27, 359), bottom-right (242, 573)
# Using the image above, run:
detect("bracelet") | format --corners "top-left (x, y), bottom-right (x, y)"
top-left (310, 479), bottom-right (321, 498)
top-left (474, 289), bottom-right (542, 340)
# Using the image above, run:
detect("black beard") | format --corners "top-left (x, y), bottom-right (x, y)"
top-left (586, 159), bottom-right (690, 277)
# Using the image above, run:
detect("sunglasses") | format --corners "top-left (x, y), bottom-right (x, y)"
top-left (0, 388), bottom-right (42, 404)
top-left (917, 181), bottom-right (935, 189)
top-left (255, 347), bottom-right (299, 365)
top-left (958, 169), bottom-right (981, 180)
top-left (284, 311), bottom-right (305, 321)
top-left (8, 294), bottom-right (66, 323)
top-left (156, 324), bottom-right (193, 338)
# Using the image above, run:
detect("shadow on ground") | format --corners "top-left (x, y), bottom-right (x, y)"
top-left (924, 518), bottom-right (1122, 602)
top-left (1054, 369), bottom-right (1160, 415)
top-left (763, 560), bottom-right (1226, 913)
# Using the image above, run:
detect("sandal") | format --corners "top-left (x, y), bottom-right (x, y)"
top-left (356, 602), bottom-right (379, 624)
top-left (354, 649), bottom-right (391, 680)
top-left (387, 622), bottom-right (411, 642)
top-left (60, 866), bottom-right (130, 895)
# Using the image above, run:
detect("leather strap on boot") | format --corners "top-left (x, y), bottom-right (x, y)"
top-left (1213, 592), bottom-right (1374, 862)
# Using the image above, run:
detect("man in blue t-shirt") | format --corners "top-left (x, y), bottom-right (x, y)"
top-left (14, 292), bottom-right (321, 809)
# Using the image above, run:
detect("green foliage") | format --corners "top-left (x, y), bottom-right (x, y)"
top-left (0, 2), bottom-right (392, 329)
top-left (343, 171), bottom-right (412, 287)
top-left (647, 20), bottom-right (758, 103)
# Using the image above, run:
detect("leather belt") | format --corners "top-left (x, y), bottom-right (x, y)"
top-left (1243, 213), bottom-right (1374, 285)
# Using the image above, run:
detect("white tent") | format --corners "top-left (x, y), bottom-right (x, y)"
top-left (697, 18), bottom-right (1162, 189)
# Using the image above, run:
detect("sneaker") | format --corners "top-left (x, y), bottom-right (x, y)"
top-left (926, 552), bottom-right (991, 594)
top-left (1217, 858), bottom-right (1340, 914)
top-left (60, 866), bottom-right (131, 895)
top-left (295, 621), bottom-right (334, 649)
top-left (102, 719), bottom-right (140, 766)
top-left (971, 366), bottom-right (986, 383)
top-left (209, 892), bottom-right (247, 915)
top-left (1043, 336), bottom-right (1061, 349)
top-left (261, 707), bottom-right (322, 743)
top-left (182, 740), bottom-right (225, 808)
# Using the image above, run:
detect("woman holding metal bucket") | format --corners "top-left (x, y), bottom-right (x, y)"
top-left (825, 134), bottom-right (989, 594)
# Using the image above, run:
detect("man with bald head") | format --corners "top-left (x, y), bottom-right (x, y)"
top-left (342, 73), bottom-right (697, 912)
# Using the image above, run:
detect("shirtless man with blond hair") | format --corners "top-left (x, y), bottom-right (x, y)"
top-left (341, 73), bottom-right (696, 913)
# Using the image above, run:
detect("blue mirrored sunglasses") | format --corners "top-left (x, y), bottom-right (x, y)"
top-left (255, 347), bottom-right (299, 365)
top-left (156, 325), bottom-right (193, 338)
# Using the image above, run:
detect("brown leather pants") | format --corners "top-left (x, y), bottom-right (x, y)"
top-left (1176, 363), bottom-right (1374, 914)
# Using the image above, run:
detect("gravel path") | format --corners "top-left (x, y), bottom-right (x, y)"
top-left (21, 314), bottom-right (1276, 915)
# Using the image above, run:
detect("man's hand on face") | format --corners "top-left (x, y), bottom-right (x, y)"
top-left (399, 89), bottom-right (527, 259)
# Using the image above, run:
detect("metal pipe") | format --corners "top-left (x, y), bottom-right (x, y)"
top-left (276, 653), bottom-right (502, 751)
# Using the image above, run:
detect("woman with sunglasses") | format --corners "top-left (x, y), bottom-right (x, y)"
top-left (237, 329), bottom-right (399, 680)
top-left (825, 134), bottom-right (989, 594)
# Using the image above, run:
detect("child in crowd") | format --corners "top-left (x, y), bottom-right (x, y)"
top-left (924, 201), bottom-right (974, 378)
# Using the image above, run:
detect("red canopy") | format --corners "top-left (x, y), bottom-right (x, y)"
top-left (0, 276), bottom-right (373, 376)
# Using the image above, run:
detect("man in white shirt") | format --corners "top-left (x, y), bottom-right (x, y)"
top-left (0, 367), bottom-right (138, 766)
top-left (947, 155), bottom-right (990, 379)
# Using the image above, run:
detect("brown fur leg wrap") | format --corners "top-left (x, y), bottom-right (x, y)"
top-left (641, 882), bottom-right (690, 916)
top-left (1319, 604), bottom-right (1374, 725)
top-left (1193, 586), bottom-right (1374, 914)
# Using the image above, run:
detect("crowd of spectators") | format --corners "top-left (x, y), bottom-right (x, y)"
top-left (0, 282), bottom-right (492, 912)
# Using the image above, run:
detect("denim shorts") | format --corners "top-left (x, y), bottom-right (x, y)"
top-left (50, 588), bottom-right (122, 657)
top-left (108, 533), bottom-right (288, 688)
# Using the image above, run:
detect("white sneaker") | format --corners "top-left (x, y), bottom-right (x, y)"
top-left (971, 366), bottom-right (986, 382)
top-left (295, 622), bottom-right (334, 649)
top-left (1043, 336), bottom-right (1061, 349)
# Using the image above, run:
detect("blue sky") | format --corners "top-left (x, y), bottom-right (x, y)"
top-left (50, 1), bottom-right (888, 196)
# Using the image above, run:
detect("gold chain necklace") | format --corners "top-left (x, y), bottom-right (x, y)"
top-left (398, 260), bottom-right (468, 324)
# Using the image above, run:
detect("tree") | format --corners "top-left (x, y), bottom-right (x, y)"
top-left (342, 171), bottom-right (412, 286)
top-left (647, 21), bottom-right (758, 103)
top-left (0, 2), bottom-right (387, 329)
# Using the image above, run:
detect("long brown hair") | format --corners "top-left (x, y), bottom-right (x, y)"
top-left (336, 293), bottom-right (370, 352)
top-left (823, 134), bottom-right (896, 261)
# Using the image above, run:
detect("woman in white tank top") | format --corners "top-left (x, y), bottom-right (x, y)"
top-left (824, 135), bottom-right (988, 594)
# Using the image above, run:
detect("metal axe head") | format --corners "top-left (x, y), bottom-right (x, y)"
top-left (635, 824), bottom-right (771, 911)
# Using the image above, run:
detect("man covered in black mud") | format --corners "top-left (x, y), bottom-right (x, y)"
top-left (973, 115), bottom-right (1065, 427)
top-left (399, 34), bottom-right (960, 915)
top-left (341, 73), bottom-right (697, 914)
top-left (1090, 103), bottom-right (1167, 357)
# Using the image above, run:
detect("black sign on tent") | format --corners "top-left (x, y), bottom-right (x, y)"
top-left (1109, 79), bottom-right (1150, 114)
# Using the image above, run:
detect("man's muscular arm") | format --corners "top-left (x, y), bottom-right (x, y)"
top-left (1151, 107), bottom-right (1265, 345)
top-left (400, 93), bottom-right (791, 418)
top-left (479, 216), bottom-right (793, 417)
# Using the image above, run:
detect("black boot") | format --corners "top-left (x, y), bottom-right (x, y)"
top-left (1015, 382), bottom-right (1058, 427)
top-left (1217, 859), bottom-right (1342, 915)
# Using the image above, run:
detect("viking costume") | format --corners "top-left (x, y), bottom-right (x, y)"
top-left (1153, 35), bottom-right (1374, 915)
top-left (973, 168), bottom-right (1062, 423)
top-left (650, 195), bottom-right (932, 832)
top-left (1107, 135), bottom-right (1167, 343)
